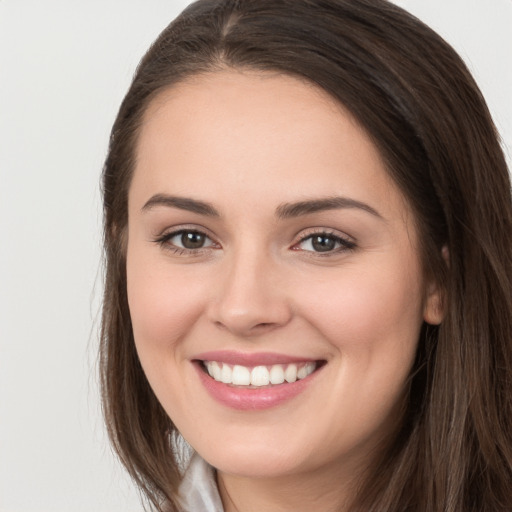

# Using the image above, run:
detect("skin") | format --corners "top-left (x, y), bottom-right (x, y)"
top-left (126, 70), bottom-right (443, 512)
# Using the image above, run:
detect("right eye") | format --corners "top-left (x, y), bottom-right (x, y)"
top-left (154, 229), bottom-right (217, 254)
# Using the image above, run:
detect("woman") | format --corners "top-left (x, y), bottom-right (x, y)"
top-left (100, 0), bottom-right (512, 510)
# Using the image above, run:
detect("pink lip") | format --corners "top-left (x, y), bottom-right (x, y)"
top-left (192, 352), bottom-right (324, 411)
top-left (193, 350), bottom-right (315, 366)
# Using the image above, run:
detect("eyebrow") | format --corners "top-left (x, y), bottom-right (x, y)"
top-left (141, 193), bottom-right (382, 220)
top-left (142, 194), bottom-right (220, 217)
top-left (275, 196), bottom-right (383, 219)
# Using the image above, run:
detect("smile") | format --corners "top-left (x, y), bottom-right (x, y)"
top-left (203, 361), bottom-right (317, 387)
top-left (193, 351), bottom-right (326, 410)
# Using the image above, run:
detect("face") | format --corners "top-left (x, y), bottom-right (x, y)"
top-left (126, 71), bottom-right (442, 481)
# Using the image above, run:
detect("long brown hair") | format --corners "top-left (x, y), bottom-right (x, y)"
top-left (100, 1), bottom-right (512, 510)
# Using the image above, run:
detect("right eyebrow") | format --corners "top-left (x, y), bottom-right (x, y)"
top-left (141, 194), bottom-right (220, 217)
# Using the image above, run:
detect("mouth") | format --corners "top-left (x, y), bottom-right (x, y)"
top-left (192, 351), bottom-right (327, 410)
top-left (197, 359), bottom-right (325, 388)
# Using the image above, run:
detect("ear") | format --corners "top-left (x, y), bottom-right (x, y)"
top-left (423, 281), bottom-right (444, 325)
top-left (423, 246), bottom-right (448, 325)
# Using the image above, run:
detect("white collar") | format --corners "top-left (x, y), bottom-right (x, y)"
top-left (178, 453), bottom-right (224, 512)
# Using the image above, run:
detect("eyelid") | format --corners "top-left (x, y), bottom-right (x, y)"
top-left (153, 223), bottom-right (217, 241)
top-left (152, 224), bottom-right (220, 254)
top-left (151, 225), bottom-right (355, 256)
top-left (291, 228), bottom-right (356, 253)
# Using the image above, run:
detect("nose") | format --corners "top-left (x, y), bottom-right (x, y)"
top-left (207, 249), bottom-right (293, 337)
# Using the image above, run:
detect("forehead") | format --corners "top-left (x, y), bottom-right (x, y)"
top-left (131, 70), bottom-right (408, 221)
top-left (136, 71), bottom-right (354, 174)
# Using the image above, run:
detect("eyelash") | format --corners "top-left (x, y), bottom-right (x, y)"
top-left (293, 230), bottom-right (356, 255)
top-left (153, 229), bottom-right (217, 256)
top-left (153, 228), bottom-right (356, 256)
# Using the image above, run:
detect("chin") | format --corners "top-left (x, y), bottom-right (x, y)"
top-left (205, 449), bottom-right (306, 479)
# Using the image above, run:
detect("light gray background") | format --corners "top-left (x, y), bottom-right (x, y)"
top-left (0, 1), bottom-right (510, 511)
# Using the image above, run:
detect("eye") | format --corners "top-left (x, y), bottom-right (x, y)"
top-left (295, 232), bottom-right (356, 254)
top-left (154, 229), bottom-right (217, 253)
top-left (173, 230), bottom-right (212, 249)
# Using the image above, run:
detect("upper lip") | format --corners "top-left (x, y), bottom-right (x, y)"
top-left (193, 350), bottom-right (322, 366)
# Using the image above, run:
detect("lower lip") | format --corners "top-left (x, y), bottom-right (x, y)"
top-left (194, 362), bottom-right (322, 411)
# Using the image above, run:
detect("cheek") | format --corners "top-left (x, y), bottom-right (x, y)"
top-left (297, 262), bottom-right (424, 442)
top-left (126, 249), bottom-right (208, 357)
top-left (298, 260), bottom-right (425, 356)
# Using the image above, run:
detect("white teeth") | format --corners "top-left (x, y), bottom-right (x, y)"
top-left (269, 365), bottom-right (285, 384)
top-left (211, 361), bottom-right (222, 381)
top-left (284, 364), bottom-right (297, 383)
top-left (297, 362), bottom-right (315, 380)
top-left (232, 365), bottom-right (251, 385)
top-left (204, 361), bottom-right (317, 387)
top-left (220, 364), bottom-right (232, 384)
top-left (251, 366), bottom-right (270, 386)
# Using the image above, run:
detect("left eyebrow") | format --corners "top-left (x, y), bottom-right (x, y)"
top-left (275, 196), bottom-right (383, 219)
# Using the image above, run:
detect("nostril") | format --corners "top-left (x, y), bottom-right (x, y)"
top-left (247, 322), bottom-right (283, 335)
top-left (253, 322), bottom-right (274, 329)
top-left (213, 320), bottom-right (278, 335)
top-left (208, 290), bottom-right (293, 336)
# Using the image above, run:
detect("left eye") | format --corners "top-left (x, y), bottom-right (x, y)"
top-left (297, 233), bottom-right (354, 253)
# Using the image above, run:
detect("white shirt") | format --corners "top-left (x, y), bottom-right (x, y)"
top-left (178, 453), bottom-right (225, 512)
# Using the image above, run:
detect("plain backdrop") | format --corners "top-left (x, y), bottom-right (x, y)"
top-left (0, 1), bottom-right (510, 511)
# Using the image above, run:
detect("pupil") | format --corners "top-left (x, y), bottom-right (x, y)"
top-left (181, 232), bottom-right (205, 249)
top-left (312, 235), bottom-right (335, 252)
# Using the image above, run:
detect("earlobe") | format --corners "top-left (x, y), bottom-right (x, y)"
top-left (423, 282), bottom-right (444, 325)
top-left (423, 246), bottom-right (449, 325)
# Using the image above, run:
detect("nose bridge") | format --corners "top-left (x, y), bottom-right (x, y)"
top-left (209, 242), bottom-right (291, 336)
